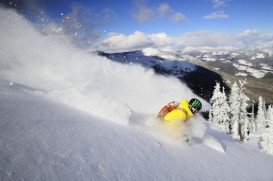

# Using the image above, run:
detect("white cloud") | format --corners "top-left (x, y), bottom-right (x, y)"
top-left (170, 12), bottom-right (188, 23)
top-left (237, 29), bottom-right (273, 50)
top-left (212, 0), bottom-right (230, 7)
top-left (203, 11), bottom-right (229, 20)
top-left (132, 1), bottom-right (155, 22)
top-left (175, 31), bottom-right (235, 47)
top-left (149, 32), bottom-right (172, 47)
top-left (132, 1), bottom-right (188, 23)
top-left (101, 31), bottom-right (153, 52)
top-left (157, 3), bottom-right (172, 16)
top-left (99, 30), bottom-right (273, 53)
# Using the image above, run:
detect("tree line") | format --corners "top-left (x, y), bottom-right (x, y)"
top-left (209, 81), bottom-right (273, 155)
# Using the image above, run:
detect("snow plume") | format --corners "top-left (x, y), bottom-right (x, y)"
top-left (38, 3), bottom-right (108, 48)
top-left (188, 114), bottom-right (207, 139)
top-left (0, 8), bottom-right (204, 125)
top-left (1, 0), bottom-right (114, 48)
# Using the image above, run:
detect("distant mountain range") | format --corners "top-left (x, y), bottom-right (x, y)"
top-left (96, 47), bottom-right (273, 104)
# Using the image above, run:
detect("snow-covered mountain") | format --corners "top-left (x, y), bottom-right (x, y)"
top-left (98, 47), bottom-right (273, 104)
top-left (179, 47), bottom-right (273, 79)
top-left (1, 7), bottom-right (273, 181)
top-left (97, 50), bottom-right (227, 102)
top-left (149, 47), bottom-right (273, 104)
top-left (140, 47), bottom-right (273, 79)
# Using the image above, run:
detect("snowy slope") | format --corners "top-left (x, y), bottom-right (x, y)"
top-left (2, 81), bottom-right (273, 181)
top-left (1, 8), bottom-right (273, 181)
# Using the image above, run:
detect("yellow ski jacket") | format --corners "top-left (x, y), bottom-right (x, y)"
top-left (163, 99), bottom-right (194, 129)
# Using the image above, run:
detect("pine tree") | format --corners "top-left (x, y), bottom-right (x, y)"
top-left (267, 105), bottom-right (273, 128)
top-left (229, 80), bottom-right (250, 141)
top-left (260, 105), bottom-right (273, 155)
top-left (249, 103), bottom-right (256, 133)
top-left (237, 80), bottom-right (250, 141)
top-left (209, 83), bottom-right (230, 133)
top-left (264, 101), bottom-right (267, 124)
top-left (222, 87), bottom-right (231, 133)
top-left (265, 105), bottom-right (271, 128)
top-left (257, 96), bottom-right (266, 131)
top-left (209, 83), bottom-right (220, 123)
top-left (229, 82), bottom-right (240, 139)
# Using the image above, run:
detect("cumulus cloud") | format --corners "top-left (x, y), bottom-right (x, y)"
top-left (101, 31), bottom-right (153, 52)
top-left (99, 30), bottom-right (273, 53)
top-left (170, 12), bottom-right (188, 23)
top-left (203, 11), bottom-right (229, 20)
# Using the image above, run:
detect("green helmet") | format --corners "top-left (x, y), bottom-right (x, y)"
top-left (189, 98), bottom-right (202, 114)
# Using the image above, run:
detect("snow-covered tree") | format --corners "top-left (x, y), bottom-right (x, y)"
top-left (209, 83), bottom-right (221, 123)
top-left (257, 96), bottom-right (266, 131)
top-left (249, 102), bottom-right (257, 133)
top-left (209, 83), bottom-right (230, 133)
top-left (262, 98), bottom-right (267, 122)
top-left (221, 87), bottom-right (231, 133)
top-left (237, 80), bottom-right (250, 141)
top-left (260, 105), bottom-right (273, 155)
top-left (266, 105), bottom-right (273, 128)
top-left (265, 105), bottom-right (272, 128)
top-left (229, 82), bottom-right (240, 139)
top-left (229, 80), bottom-right (250, 141)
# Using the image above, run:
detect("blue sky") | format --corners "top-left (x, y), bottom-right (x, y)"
top-left (2, 0), bottom-right (273, 53)
top-left (31, 0), bottom-right (273, 36)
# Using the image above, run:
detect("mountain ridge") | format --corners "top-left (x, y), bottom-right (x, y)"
top-left (97, 48), bottom-right (273, 104)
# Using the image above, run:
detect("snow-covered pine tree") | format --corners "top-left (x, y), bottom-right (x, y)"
top-left (229, 82), bottom-right (240, 139)
top-left (260, 105), bottom-right (273, 155)
top-left (237, 80), bottom-right (250, 141)
top-left (209, 83), bottom-right (222, 128)
top-left (209, 82), bottom-right (220, 123)
top-left (249, 102), bottom-right (257, 133)
top-left (229, 80), bottom-right (250, 141)
top-left (222, 87), bottom-right (231, 133)
top-left (209, 83), bottom-right (230, 133)
top-left (265, 105), bottom-right (271, 128)
top-left (267, 105), bottom-right (273, 128)
top-left (262, 97), bottom-right (266, 128)
top-left (257, 96), bottom-right (266, 131)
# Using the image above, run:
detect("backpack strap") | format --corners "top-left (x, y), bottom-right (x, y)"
top-left (157, 101), bottom-right (178, 118)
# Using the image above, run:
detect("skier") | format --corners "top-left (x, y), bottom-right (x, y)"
top-left (157, 98), bottom-right (202, 140)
